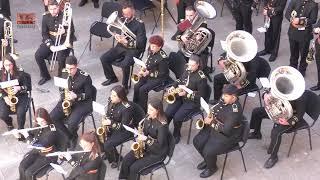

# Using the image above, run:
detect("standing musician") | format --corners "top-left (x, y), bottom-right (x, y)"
top-left (119, 99), bottom-right (169, 180)
top-left (100, 2), bottom-right (147, 91)
top-left (60, 131), bottom-right (104, 180)
top-left (310, 21), bottom-right (320, 91)
top-left (35, 0), bottom-right (75, 85)
top-left (102, 85), bottom-right (139, 169)
top-left (176, 0), bottom-right (196, 23)
top-left (232, 0), bottom-right (253, 33)
top-left (43, 0), bottom-right (72, 12)
top-left (165, 55), bottom-right (207, 144)
top-left (193, 84), bottom-right (244, 178)
top-left (285, 0), bottom-right (318, 76)
top-left (50, 56), bottom-right (94, 149)
top-left (19, 108), bottom-right (59, 180)
top-left (0, 55), bottom-right (31, 132)
top-left (257, 0), bottom-right (287, 62)
top-left (133, 35), bottom-right (169, 112)
top-left (169, 5), bottom-right (210, 79)
top-left (248, 89), bottom-right (308, 168)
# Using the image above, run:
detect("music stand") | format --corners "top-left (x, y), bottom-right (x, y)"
top-left (152, 0), bottom-right (177, 34)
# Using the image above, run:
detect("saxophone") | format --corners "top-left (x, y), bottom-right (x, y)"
top-left (6, 86), bottom-right (18, 112)
top-left (96, 115), bottom-right (110, 144)
top-left (131, 117), bottom-right (147, 159)
top-left (62, 73), bottom-right (72, 116)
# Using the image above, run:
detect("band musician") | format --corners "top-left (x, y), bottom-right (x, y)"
top-left (310, 22), bottom-right (320, 91)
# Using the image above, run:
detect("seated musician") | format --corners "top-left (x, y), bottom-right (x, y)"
top-left (193, 84), bottom-right (244, 178)
top-left (19, 108), bottom-right (59, 180)
top-left (119, 98), bottom-right (169, 180)
top-left (133, 35), bottom-right (169, 112)
top-left (61, 131), bottom-right (104, 180)
top-left (0, 55), bottom-right (31, 133)
top-left (102, 85), bottom-right (144, 169)
top-left (35, 0), bottom-right (75, 85)
top-left (248, 89), bottom-right (308, 168)
top-left (100, 2), bottom-right (147, 91)
top-left (165, 55), bottom-right (207, 144)
top-left (168, 5), bottom-right (211, 79)
top-left (176, 0), bottom-right (196, 23)
top-left (50, 56), bottom-right (94, 149)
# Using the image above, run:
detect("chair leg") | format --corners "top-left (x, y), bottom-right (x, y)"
top-left (239, 149), bottom-right (247, 172)
top-left (258, 90), bottom-right (262, 107)
top-left (287, 131), bottom-right (297, 157)
top-left (163, 165), bottom-right (170, 180)
top-left (89, 34), bottom-right (92, 51)
top-left (242, 94), bottom-right (248, 113)
top-left (308, 128), bottom-right (312, 150)
top-left (220, 0), bottom-right (225, 17)
top-left (129, 66), bottom-right (133, 89)
top-left (151, 12), bottom-right (161, 34)
top-left (28, 98), bottom-right (33, 127)
top-left (82, 121), bottom-right (85, 135)
top-left (187, 119), bottom-right (193, 144)
top-left (91, 114), bottom-right (97, 130)
top-left (151, 9), bottom-right (157, 28)
top-left (117, 144), bottom-right (123, 170)
top-left (150, 172), bottom-right (153, 180)
top-left (220, 153), bottom-right (228, 180)
top-left (165, 5), bottom-right (177, 24)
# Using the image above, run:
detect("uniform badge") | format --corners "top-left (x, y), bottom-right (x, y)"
top-left (159, 50), bottom-right (167, 58)
top-left (80, 70), bottom-right (89, 76)
top-left (232, 104), bottom-right (238, 112)
top-left (198, 70), bottom-right (206, 79)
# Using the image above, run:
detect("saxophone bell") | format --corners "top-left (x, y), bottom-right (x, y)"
top-left (62, 100), bottom-right (71, 116)
top-left (131, 74), bottom-right (140, 84)
top-left (195, 119), bottom-right (205, 130)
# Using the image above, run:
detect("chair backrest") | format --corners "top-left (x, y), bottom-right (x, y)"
top-left (305, 90), bottom-right (320, 122)
top-left (130, 102), bottom-right (146, 128)
top-left (101, 2), bottom-right (122, 18)
top-left (98, 161), bottom-right (107, 180)
top-left (204, 84), bottom-right (212, 102)
top-left (207, 28), bottom-right (215, 49)
top-left (256, 56), bottom-right (271, 78)
top-left (240, 120), bottom-right (250, 147)
top-left (91, 85), bottom-right (97, 101)
top-left (23, 71), bottom-right (32, 91)
top-left (167, 132), bottom-right (176, 159)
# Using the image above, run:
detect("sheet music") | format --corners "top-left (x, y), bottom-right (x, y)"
top-left (54, 77), bottom-right (68, 89)
top-left (200, 97), bottom-right (210, 115)
top-left (0, 79), bottom-right (19, 89)
top-left (50, 163), bottom-right (67, 175)
top-left (92, 101), bottom-right (106, 115)
top-left (259, 77), bottom-right (270, 88)
top-left (133, 57), bottom-right (146, 69)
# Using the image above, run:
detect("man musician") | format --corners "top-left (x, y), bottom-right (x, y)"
top-left (285, 0), bottom-right (318, 76)
top-left (193, 84), bottom-right (244, 178)
top-left (165, 55), bottom-right (208, 144)
top-left (232, 0), bottom-right (253, 34)
top-left (176, 0), bottom-right (196, 23)
top-left (35, 0), bottom-right (75, 85)
top-left (310, 20), bottom-right (320, 91)
top-left (100, 2), bottom-right (147, 91)
top-left (257, 0), bottom-right (287, 62)
top-left (50, 56), bottom-right (94, 149)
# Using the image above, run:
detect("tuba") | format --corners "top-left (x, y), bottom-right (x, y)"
top-left (265, 66), bottom-right (305, 124)
top-left (6, 86), bottom-right (18, 112)
top-left (2, 20), bottom-right (19, 60)
top-left (131, 117), bottom-right (147, 159)
top-left (178, 1), bottom-right (216, 57)
top-left (223, 30), bottom-right (257, 88)
top-left (106, 11), bottom-right (136, 46)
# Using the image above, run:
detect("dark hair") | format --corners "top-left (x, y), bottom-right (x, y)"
top-left (149, 35), bottom-right (164, 48)
top-left (1, 54), bottom-right (18, 82)
top-left (65, 56), bottom-right (78, 66)
top-left (185, 6), bottom-right (196, 12)
top-left (48, 0), bottom-right (58, 6)
top-left (35, 107), bottom-right (53, 126)
top-left (111, 85), bottom-right (128, 102)
top-left (121, 1), bottom-right (134, 10)
top-left (80, 131), bottom-right (101, 159)
top-left (148, 98), bottom-right (167, 123)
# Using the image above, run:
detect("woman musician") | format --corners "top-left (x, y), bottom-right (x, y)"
top-left (0, 54), bottom-right (31, 133)
top-left (19, 108), bottom-right (59, 180)
top-left (60, 131), bottom-right (104, 180)
top-left (119, 99), bottom-right (169, 180)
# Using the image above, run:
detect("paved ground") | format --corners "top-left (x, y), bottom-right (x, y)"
top-left (0, 0), bottom-right (320, 179)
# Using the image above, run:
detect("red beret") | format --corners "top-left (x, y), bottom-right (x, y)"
top-left (149, 35), bottom-right (164, 47)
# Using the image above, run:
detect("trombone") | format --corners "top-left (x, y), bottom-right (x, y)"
top-left (2, 19), bottom-right (19, 61)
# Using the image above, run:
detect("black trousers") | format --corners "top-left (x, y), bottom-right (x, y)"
top-left (165, 98), bottom-right (198, 137)
top-left (103, 130), bottom-right (132, 163)
top-left (50, 100), bottom-right (92, 139)
top-left (133, 77), bottom-right (163, 112)
top-left (315, 39), bottom-right (320, 85)
top-left (119, 150), bottom-right (164, 180)
top-left (233, 4), bottom-right (253, 34)
top-left (100, 46), bottom-right (140, 88)
top-left (168, 51), bottom-right (187, 79)
top-left (249, 107), bottom-right (269, 133)
top-left (193, 126), bottom-right (237, 170)
top-left (19, 151), bottom-right (56, 180)
top-left (0, 94), bottom-right (28, 129)
top-left (289, 38), bottom-right (311, 74)
top-left (34, 43), bottom-right (71, 78)
top-left (264, 16), bottom-right (283, 57)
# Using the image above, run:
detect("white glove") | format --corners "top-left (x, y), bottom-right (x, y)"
top-left (63, 153), bottom-right (72, 161)
top-left (20, 130), bottom-right (29, 138)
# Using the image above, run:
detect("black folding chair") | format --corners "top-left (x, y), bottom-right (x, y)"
top-left (80, 85), bottom-right (97, 134)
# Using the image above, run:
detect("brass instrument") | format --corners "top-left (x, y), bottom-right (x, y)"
top-left (265, 66), bottom-right (305, 124)
top-left (131, 117), bottom-right (146, 159)
top-left (49, 2), bottom-right (72, 71)
top-left (223, 30), bottom-right (258, 89)
top-left (6, 86), bottom-right (18, 112)
top-left (131, 68), bottom-right (146, 84)
top-left (306, 39), bottom-right (315, 64)
top-left (164, 87), bottom-right (183, 104)
top-left (96, 115), bottom-right (110, 144)
top-left (178, 1), bottom-right (216, 57)
top-left (2, 20), bottom-right (19, 60)
top-left (106, 11), bottom-right (136, 46)
top-left (62, 73), bottom-right (72, 116)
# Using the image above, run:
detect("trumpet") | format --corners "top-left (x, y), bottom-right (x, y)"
top-left (2, 20), bottom-right (19, 60)
top-left (163, 87), bottom-right (183, 104)
top-left (96, 115), bottom-right (111, 144)
top-left (131, 68), bottom-right (146, 84)
top-left (6, 86), bottom-right (18, 112)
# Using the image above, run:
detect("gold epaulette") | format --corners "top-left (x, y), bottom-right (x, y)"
top-left (122, 102), bottom-right (131, 108)
top-left (159, 50), bottom-right (167, 58)
top-left (80, 70), bottom-right (89, 76)
top-left (198, 70), bottom-right (206, 79)
top-left (135, 17), bottom-right (144, 23)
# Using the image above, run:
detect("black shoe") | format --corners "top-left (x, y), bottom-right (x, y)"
top-left (248, 132), bottom-right (262, 140)
top-left (111, 162), bottom-right (119, 169)
top-left (78, 0), bottom-right (87, 7)
top-left (200, 168), bottom-right (217, 178)
top-left (14, 39), bottom-right (18, 43)
top-left (269, 55), bottom-right (277, 62)
top-left (101, 78), bottom-right (118, 86)
top-left (174, 136), bottom-right (181, 144)
top-left (264, 156), bottom-right (278, 169)
top-left (310, 85), bottom-right (320, 91)
top-left (197, 161), bottom-right (207, 170)
top-left (18, 135), bottom-right (26, 142)
top-left (257, 50), bottom-right (270, 56)
top-left (38, 77), bottom-right (51, 85)
top-left (93, 2), bottom-right (99, 8)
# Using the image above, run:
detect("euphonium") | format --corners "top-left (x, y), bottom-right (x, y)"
top-left (131, 117), bottom-right (146, 159)
top-left (6, 86), bottom-right (18, 112)
top-left (96, 115), bottom-right (110, 144)
top-left (164, 87), bottom-right (183, 104)
top-left (265, 66), bottom-right (305, 124)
